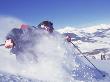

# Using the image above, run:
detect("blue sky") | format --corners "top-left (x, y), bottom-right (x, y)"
top-left (0, 0), bottom-right (110, 29)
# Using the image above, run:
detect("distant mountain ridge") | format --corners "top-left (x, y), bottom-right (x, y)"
top-left (57, 24), bottom-right (110, 59)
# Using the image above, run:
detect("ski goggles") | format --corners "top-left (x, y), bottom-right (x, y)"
top-left (40, 24), bottom-right (54, 33)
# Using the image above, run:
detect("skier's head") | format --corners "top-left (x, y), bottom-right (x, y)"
top-left (38, 21), bottom-right (54, 33)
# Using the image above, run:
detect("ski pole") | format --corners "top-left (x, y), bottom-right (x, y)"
top-left (0, 44), bottom-right (5, 46)
top-left (70, 41), bottom-right (105, 77)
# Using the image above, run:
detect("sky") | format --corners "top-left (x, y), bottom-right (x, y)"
top-left (0, 0), bottom-right (110, 29)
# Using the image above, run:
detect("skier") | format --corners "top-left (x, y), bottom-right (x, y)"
top-left (4, 20), bottom-right (71, 63)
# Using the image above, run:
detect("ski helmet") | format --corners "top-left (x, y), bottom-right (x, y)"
top-left (38, 21), bottom-right (54, 33)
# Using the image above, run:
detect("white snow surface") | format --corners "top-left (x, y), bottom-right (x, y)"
top-left (0, 17), bottom-right (110, 82)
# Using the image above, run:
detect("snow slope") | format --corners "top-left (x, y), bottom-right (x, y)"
top-left (0, 17), bottom-right (110, 82)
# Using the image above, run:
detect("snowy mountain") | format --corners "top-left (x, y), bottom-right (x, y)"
top-left (58, 24), bottom-right (110, 60)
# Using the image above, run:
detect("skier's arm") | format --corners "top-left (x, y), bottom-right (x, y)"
top-left (5, 28), bottom-right (21, 48)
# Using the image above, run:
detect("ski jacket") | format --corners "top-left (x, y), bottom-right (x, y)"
top-left (6, 25), bottom-right (37, 55)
